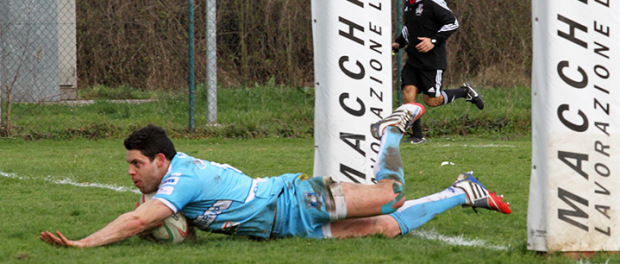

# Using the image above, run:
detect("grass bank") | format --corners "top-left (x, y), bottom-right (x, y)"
top-left (1, 83), bottom-right (530, 140)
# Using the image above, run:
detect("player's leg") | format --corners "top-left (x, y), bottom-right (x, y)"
top-left (423, 83), bottom-right (484, 109)
top-left (338, 103), bottom-right (425, 218)
top-left (419, 69), bottom-right (451, 107)
top-left (390, 172), bottom-right (511, 235)
top-left (405, 69), bottom-right (447, 143)
top-left (290, 104), bottom-right (426, 232)
top-left (327, 214), bottom-right (402, 238)
top-left (419, 69), bottom-right (484, 109)
top-left (403, 91), bottom-right (425, 144)
top-left (402, 84), bottom-right (418, 105)
top-left (461, 82), bottom-right (485, 110)
top-left (330, 182), bottom-right (467, 238)
top-left (406, 120), bottom-right (425, 144)
top-left (327, 172), bottom-right (511, 238)
top-left (400, 64), bottom-right (426, 144)
top-left (400, 65), bottom-right (420, 105)
top-left (389, 185), bottom-right (467, 234)
top-left (327, 186), bottom-right (462, 238)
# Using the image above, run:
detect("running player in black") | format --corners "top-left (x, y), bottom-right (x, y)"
top-left (393, 0), bottom-right (484, 144)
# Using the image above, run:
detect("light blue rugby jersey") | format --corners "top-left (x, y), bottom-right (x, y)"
top-left (152, 152), bottom-right (291, 238)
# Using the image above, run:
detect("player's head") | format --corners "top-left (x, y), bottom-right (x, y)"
top-left (124, 124), bottom-right (177, 161)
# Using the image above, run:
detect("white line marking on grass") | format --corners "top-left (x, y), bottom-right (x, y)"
top-left (439, 143), bottom-right (516, 148)
top-left (410, 229), bottom-right (509, 251)
top-left (51, 177), bottom-right (140, 194)
top-left (1, 170), bottom-right (140, 194)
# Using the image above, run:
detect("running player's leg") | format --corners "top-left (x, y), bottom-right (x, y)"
top-left (419, 70), bottom-right (483, 109)
top-left (401, 64), bottom-right (426, 144)
top-left (400, 65), bottom-right (420, 106)
top-left (419, 69), bottom-right (451, 107)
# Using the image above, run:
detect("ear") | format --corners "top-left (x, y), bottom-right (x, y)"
top-left (155, 153), bottom-right (167, 168)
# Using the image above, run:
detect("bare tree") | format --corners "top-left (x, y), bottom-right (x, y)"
top-left (0, 1), bottom-right (35, 136)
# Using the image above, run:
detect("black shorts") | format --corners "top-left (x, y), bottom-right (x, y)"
top-left (400, 64), bottom-right (444, 98)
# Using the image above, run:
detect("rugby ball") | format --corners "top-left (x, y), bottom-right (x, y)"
top-left (137, 192), bottom-right (189, 243)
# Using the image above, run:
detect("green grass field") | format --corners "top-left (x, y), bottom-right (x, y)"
top-left (3, 84), bottom-right (529, 140)
top-left (0, 85), bottom-right (615, 263)
top-left (1, 135), bottom-right (617, 263)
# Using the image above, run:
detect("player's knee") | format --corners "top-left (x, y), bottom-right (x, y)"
top-left (390, 196), bottom-right (406, 210)
top-left (379, 181), bottom-right (406, 214)
top-left (327, 179), bottom-right (348, 221)
top-left (402, 85), bottom-right (416, 92)
top-left (423, 97), bottom-right (442, 107)
top-left (381, 197), bottom-right (405, 214)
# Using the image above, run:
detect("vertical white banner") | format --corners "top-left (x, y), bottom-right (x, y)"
top-left (311, 0), bottom-right (392, 184)
top-left (528, 0), bottom-right (620, 252)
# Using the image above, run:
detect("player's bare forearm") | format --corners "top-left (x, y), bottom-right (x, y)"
top-left (80, 212), bottom-right (150, 247)
top-left (40, 200), bottom-right (173, 248)
top-left (40, 212), bottom-right (148, 248)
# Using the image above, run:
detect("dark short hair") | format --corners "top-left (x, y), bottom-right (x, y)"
top-left (124, 124), bottom-right (177, 161)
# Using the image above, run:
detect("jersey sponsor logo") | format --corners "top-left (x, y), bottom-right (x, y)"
top-left (194, 200), bottom-right (233, 229)
top-left (416, 4), bottom-right (424, 16)
top-left (298, 174), bottom-right (310, 181)
top-left (303, 192), bottom-right (325, 209)
top-left (158, 185), bottom-right (175, 196)
top-left (161, 176), bottom-right (180, 186)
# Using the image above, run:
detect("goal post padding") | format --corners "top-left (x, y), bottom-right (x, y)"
top-left (527, 0), bottom-right (620, 252)
top-left (311, 1), bottom-right (392, 184)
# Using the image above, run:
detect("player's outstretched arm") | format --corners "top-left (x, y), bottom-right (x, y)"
top-left (39, 231), bottom-right (83, 247)
top-left (39, 199), bottom-right (173, 248)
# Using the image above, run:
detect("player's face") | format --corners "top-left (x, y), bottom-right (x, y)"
top-left (126, 150), bottom-right (162, 193)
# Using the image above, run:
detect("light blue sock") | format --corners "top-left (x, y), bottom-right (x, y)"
top-left (374, 126), bottom-right (404, 184)
top-left (390, 187), bottom-right (467, 234)
top-left (373, 126), bottom-right (406, 214)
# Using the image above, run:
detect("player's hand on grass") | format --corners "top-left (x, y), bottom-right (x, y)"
top-left (39, 231), bottom-right (85, 248)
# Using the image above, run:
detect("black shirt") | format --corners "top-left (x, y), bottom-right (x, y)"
top-left (395, 0), bottom-right (458, 70)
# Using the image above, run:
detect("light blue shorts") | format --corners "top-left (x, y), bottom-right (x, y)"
top-left (271, 174), bottom-right (336, 239)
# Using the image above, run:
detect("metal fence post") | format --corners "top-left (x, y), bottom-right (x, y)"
top-left (188, 0), bottom-right (196, 131)
top-left (396, 0), bottom-right (403, 106)
top-left (206, 0), bottom-right (217, 124)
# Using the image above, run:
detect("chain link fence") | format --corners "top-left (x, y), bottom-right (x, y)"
top-left (0, 0), bottom-right (317, 138)
top-left (1, 0), bottom-right (76, 103)
top-left (0, 0), bottom-right (531, 139)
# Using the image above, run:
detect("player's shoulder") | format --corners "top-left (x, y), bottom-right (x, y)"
top-left (171, 152), bottom-right (210, 170)
top-left (427, 0), bottom-right (451, 12)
